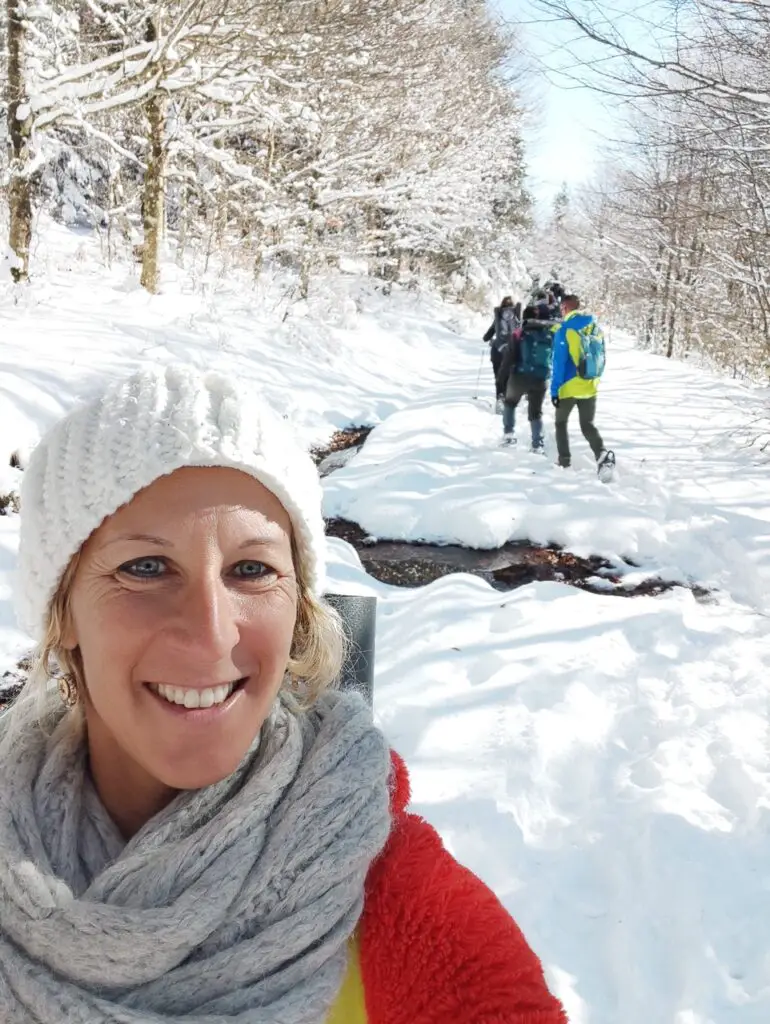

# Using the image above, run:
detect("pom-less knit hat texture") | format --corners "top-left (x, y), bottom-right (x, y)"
top-left (16, 363), bottom-right (326, 640)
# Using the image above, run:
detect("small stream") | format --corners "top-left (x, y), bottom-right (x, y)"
top-left (315, 428), bottom-right (711, 600)
top-left (312, 427), bottom-right (373, 478)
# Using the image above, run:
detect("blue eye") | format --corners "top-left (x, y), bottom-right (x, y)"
top-left (120, 557), bottom-right (167, 578)
top-left (232, 560), bottom-right (272, 579)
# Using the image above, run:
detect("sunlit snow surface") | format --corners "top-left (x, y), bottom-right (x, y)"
top-left (1, 223), bottom-right (770, 1023)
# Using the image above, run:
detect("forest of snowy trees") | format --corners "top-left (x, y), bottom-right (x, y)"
top-left (1, 1), bottom-right (529, 295)
top-left (538, 0), bottom-right (770, 380)
top-left (3, 0), bottom-right (770, 382)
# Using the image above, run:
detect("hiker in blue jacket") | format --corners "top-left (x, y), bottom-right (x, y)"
top-left (496, 305), bottom-right (554, 451)
top-left (551, 294), bottom-right (615, 479)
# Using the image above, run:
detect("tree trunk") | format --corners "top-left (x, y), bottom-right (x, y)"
top-left (176, 185), bottom-right (189, 267)
top-left (666, 268), bottom-right (680, 360)
top-left (6, 0), bottom-right (32, 283)
top-left (644, 239), bottom-right (665, 349)
top-left (140, 17), bottom-right (166, 294)
top-left (299, 255), bottom-right (311, 299)
top-left (659, 250), bottom-right (675, 356)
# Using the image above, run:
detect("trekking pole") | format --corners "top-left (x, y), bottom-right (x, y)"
top-left (472, 345), bottom-right (487, 400)
top-left (324, 593), bottom-right (376, 706)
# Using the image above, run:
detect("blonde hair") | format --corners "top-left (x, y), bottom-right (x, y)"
top-left (24, 535), bottom-right (345, 726)
top-left (286, 536), bottom-right (346, 704)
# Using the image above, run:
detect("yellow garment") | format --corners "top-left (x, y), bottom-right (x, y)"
top-left (327, 937), bottom-right (368, 1023)
top-left (559, 315), bottom-right (598, 400)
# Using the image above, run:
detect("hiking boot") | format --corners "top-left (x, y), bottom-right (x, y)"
top-left (597, 449), bottom-right (616, 483)
top-left (530, 441), bottom-right (545, 455)
top-left (500, 435), bottom-right (517, 448)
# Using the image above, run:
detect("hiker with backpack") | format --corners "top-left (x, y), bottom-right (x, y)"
top-left (496, 305), bottom-right (554, 451)
top-left (551, 294), bottom-right (615, 480)
top-left (531, 292), bottom-right (549, 320)
top-left (546, 289), bottom-right (562, 321)
top-left (483, 296), bottom-right (521, 413)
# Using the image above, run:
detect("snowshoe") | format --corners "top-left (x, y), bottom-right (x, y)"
top-left (500, 435), bottom-right (517, 448)
top-left (597, 449), bottom-right (616, 483)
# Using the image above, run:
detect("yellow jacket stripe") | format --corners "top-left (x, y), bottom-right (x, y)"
top-left (327, 937), bottom-right (368, 1023)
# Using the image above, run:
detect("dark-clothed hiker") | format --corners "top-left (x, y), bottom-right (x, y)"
top-left (546, 291), bottom-right (562, 321)
top-left (483, 296), bottom-right (519, 412)
top-left (497, 305), bottom-right (554, 451)
top-left (550, 294), bottom-right (615, 481)
top-left (533, 291), bottom-right (546, 319)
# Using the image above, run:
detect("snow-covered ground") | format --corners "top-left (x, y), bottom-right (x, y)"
top-left (2, 225), bottom-right (770, 1023)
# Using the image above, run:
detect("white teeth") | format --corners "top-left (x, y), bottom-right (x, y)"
top-left (152, 681), bottom-right (237, 709)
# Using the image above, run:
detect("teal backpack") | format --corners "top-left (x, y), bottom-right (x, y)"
top-left (575, 320), bottom-right (606, 380)
top-left (518, 324), bottom-right (554, 380)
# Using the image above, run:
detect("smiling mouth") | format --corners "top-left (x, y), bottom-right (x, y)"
top-left (147, 678), bottom-right (248, 710)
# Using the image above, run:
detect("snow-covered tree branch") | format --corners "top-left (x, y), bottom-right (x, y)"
top-left (3, 0), bottom-right (530, 295)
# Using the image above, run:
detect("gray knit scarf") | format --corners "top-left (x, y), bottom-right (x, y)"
top-left (0, 690), bottom-right (391, 1023)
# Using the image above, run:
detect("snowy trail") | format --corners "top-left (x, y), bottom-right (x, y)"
top-left (0, 229), bottom-right (769, 1023)
top-left (599, 335), bottom-right (770, 608)
top-left (325, 329), bottom-right (770, 1023)
top-left (326, 330), bottom-right (770, 612)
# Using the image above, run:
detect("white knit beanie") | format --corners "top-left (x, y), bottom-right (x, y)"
top-left (16, 363), bottom-right (326, 640)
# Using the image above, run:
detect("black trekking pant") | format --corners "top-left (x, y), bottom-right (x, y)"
top-left (490, 347), bottom-right (504, 397)
top-left (504, 373), bottom-right (546, 421)
top-left (554, 396), bottom-right (604, 467)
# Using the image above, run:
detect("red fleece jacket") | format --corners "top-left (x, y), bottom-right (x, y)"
top-left (359, 753), bottom-right (568, 1024)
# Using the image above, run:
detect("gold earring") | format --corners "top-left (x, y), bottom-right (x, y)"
top-left (58, 674), bottom-right (79, 709)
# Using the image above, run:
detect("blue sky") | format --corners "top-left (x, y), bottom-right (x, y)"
top-left (494, 0), bottom-right (670, 207)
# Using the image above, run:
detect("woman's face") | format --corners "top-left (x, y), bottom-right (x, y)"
top-left (66, 467), bottom-right (298, 820)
